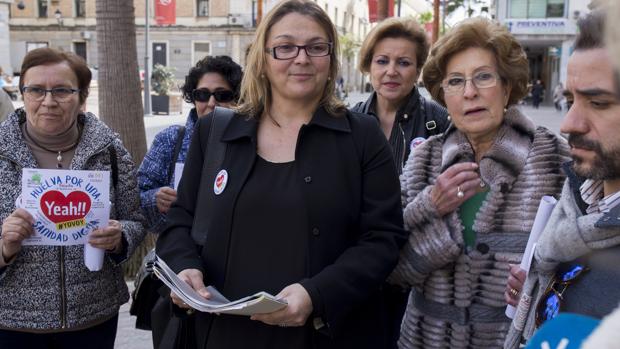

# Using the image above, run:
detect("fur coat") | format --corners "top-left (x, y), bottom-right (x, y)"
top-left (390, 107), bottom-right (570, 348)
top-left (0, 109), bottom-right (145, 332)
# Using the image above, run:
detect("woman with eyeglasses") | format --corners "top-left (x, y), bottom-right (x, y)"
top-left (0, 48), bottom-right (145, 348)
top-left (387, 18), bottom-right (570, 348)
top-left (138, 55), bottom-right (242, 235)
top-left (155, 1), bottom-right (406, 348)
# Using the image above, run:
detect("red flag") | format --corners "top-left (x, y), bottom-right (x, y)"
top-left (155, 0), bottom-right (176, 25)
top-left (368, 0), bottom-right (379, 23)
top-left (368, 0), bottom-right (395, 23)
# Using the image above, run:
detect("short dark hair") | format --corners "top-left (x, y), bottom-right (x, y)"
top-left (359, 17), bottom-right (429, 74)
top-left (181, 55), bottom-right (243, 104)
top-left (574, 10), bottom-right (605, 51)
top-left (20, 47), bottom-right (91, 104)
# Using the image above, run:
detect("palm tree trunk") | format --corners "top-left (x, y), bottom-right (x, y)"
top-left (96, 0), bottom-right (150, 278)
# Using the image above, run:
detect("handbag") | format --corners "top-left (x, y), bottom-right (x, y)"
top-left (129, 107), bottom-right (235, 345)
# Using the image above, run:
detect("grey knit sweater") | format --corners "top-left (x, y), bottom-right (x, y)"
top-left (0, 109), bottom-right (145, 332)
top-left (390, 107), bottom-right (570, 348)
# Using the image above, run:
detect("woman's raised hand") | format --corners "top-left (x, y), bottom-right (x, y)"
top-left (430, 162), bottom-right (481, 216)
top-left (1, 208), bottom-right (35, 261)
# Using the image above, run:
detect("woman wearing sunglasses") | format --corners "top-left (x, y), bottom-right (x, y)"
top-left (138, 55), bottom-right (242, 235)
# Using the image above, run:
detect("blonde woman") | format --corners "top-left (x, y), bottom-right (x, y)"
top-left (155, 1), bottom-right (407, 348)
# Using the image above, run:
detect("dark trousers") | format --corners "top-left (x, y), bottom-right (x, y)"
top-left (0, 314), bottom-right (118, 349)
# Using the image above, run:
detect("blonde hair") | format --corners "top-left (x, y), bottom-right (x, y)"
top-left (358, 17), bottom-right (429, 74)
top-left (422, 17), bottom-right (529, 107)
top-left (236, 0), bottom-right (346, 118)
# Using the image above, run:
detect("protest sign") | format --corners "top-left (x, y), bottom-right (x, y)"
top-left (21, 169), bottom-right (110, 246)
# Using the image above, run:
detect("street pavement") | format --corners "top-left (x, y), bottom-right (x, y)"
top-left (10, 91), bottom-right (567, 349)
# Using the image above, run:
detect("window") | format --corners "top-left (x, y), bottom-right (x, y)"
top-left (197, 0), bottom-right (208, 17)
top-left (38, 0), bottom-right (48, 18)
top-left (75, 0), bottom-right (85, 17)
top-left (193, 42), bottom-right (211, 66)
top-left (509, 0), bottom-right (565, 18)
top-left (334, 7), bottom-right (338, 28)
top-left (74, 42), bottom-right (87, 62)
top-left (547, 0), bottom-right (565, 17)
top-left (27, 42), bottom-right (48, 51)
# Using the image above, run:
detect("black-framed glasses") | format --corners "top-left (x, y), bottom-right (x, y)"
top-left (265, 42), bottom-right (332, 60)
top-left (21, 86), bottom-right (80, 102)
top-left (535, 263), bottom-right (589, 327)
top-left (441, 71), bottom-right (500, 95)
top-left (192, 88), bottom-right (235, 103)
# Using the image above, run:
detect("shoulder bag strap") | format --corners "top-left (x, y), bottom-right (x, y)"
top-left (190, 106), bottom-right (234, 246)
top-left (166, 126), bottom-right (186, 184)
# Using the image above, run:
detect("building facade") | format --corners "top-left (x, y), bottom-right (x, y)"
top-left (492, 0), bottom-right (591, 101)
top-left (7, 0), bottom-right (430, 93)
top-left (0, 0), bottom-right (12, 75)
top-left (8, 0), bottom-right (259, 81)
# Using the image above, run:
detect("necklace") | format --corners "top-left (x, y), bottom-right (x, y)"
top-left (24, 122), bottom-right (80, 168)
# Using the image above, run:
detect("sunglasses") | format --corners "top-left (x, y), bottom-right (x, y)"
top-left (535, 263), bottom-right (588, 327)
top-left (192, 88), bottom-right (235, 103)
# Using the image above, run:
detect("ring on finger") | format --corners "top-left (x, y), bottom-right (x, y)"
top-left (456, 186), bottom-right (464, 198)
top-left (509, 288), bottom-right (519, 297)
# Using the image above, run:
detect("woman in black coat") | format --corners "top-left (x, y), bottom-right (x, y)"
top-left (155, 1), bottom-right (407, 348)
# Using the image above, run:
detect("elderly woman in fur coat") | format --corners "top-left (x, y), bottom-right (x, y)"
top-left (389, 18), bottom-right (570, 348)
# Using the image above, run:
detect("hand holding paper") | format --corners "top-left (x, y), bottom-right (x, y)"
top-left (1, 208), bottom-right (35, 261)
top-left (88, 220), bottom-right (122, 252)
top-left (505, 195), bottom-right (557, 319)
top-left (152, 255), bottom-right (287, 315)
top-left (250, 283), bottom-right (313, 327)
top-left (84, 204), bottom-right (111, 272)
top-left (171, 268), bottom-right (211, 309)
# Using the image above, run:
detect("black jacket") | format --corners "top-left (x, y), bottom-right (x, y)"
top-left (156, 107), bottom-right (407, 348)
top-left (351, 89), bottom-right (449, 169)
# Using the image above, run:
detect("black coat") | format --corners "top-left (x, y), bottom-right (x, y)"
top-left (156, 107), bottom-right (407, 348)
top-left (350, 88), bottom-right (450, 168)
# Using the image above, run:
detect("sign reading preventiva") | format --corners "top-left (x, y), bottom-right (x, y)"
top-left (505, 19), bottom-right (577, 35)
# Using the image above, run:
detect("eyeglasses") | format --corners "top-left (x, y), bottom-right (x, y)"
top-left (22, 86), bottom-right (80, 102)
top-left (265, 42), bottom-right (332, 60)
top-left (192, 88), bottom-right (235, 103)
top-left (441, 71), bottom-right (500, 95)
top-left (535, 263), bottom-right (589, 327)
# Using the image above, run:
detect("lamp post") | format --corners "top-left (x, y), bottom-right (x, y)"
top-left (144, 0), bottom-right (151, 115)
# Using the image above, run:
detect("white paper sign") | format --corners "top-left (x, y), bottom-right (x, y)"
top-left (21, 169), bottom-right (110, 246)
top-left (173, 163), bottom-right (184, 189)
top-left (506, 195), bottom-right (558, 319)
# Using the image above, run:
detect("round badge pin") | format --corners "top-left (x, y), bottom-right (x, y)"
top-left (213, 169), bottom-right (228, 195)
top-left (410, 137), bottom-right (426, 151)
